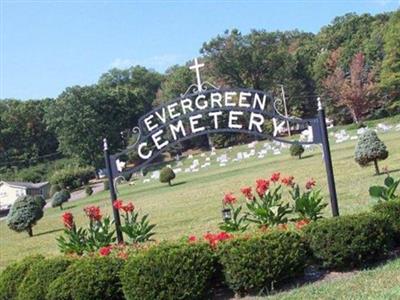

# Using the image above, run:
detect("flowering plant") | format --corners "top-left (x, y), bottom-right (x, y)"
top-left (216, 172), bottom-right (327, 232)
top-left (114, 199), bottom-right (156, 243)
top-left (84, 206), bottom-right (116, 252)
top-left (218, 192), bottom-right (248, 233)
top-left (57, 212), bottom-right (88, 255)
top-left (57, 205), bottom-right (115, 254)
top-left (187, 231), bottom-right (233, 248)
top-left (245, 173), bottom-right (291, 227)
top-left (290, 179), bottom-right (327, 221)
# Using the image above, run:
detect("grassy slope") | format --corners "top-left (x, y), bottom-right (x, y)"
top-left (261, 258), bottom-right (400, 299)
top-left (0, 116), bottom-right (399, 274)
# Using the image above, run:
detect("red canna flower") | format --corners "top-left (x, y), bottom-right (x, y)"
top-left (281, 176), bottom-right (295, 187)
top-left (270, 172), bottom-right (281, 183)
top-left (216, 231), bottom-right (233, 241)
top-left (256, 179), bottom-right (270, 197)
top-left (188, 235), bottom-right (197, 243)
top-left (305, 178), bottom-right (316, 190)
top-left (295, 219), bottom-right (310, 230)
top-left (240, 186), bottom-right (254, 200)
top-left (113, 199), bottom-right (124, 210)
top-left (203, 231), bottom-right (233, 248)
top-left (223, 192), bottom-right (236, 205)
top-left (121, 202), bottom-right (135, 213)
top-left (84, 205), bottom-right (102, 221)
top-left (99, 245), bottom-right (112, 256)
top-left (62, 212), bottom-right (74, 230)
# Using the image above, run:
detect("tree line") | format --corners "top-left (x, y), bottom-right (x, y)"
top-left (0, 11), bottom-right (399, 177)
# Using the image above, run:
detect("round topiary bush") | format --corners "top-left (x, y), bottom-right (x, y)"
top-left (303, 213), bottom-right (394, 270)
top-left (51, 190), bottom-right (70, 210)
top-left (6, 196), bottom-right (44, 237)
top-left (120, 242), bottom-right (215, 300)
top-left (85, 186), bottom-right (93, 196)
top-left (217, 231), bottom-right (308, 295)
top-left (355, 130), bottom-right (389, 175)
top-left (290, 142), bottom-right (304, 159)
top-left (46, 257), bottom-right (124, 300)
top-left (159, 167), bottom-right (176, 186)
top-left (49, 184), bottom-right (61, 198)
top-left (33, 195), bottom-right (46, 209)
top-left (0, 255), bottom-right (44, 300)
top-left (16, 257), bottom-right (72, 300)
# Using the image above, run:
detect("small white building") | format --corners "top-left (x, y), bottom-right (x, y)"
top-left (0, 181), bottom-right (50, 211)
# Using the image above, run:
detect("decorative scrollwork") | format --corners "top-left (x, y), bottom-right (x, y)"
top-left (125, 126), bottom-right (141, 151)
top-left (273, 97), bottom-right (301, 120)
top-left (113, 175), bottom-right (127, 195)
top-left (181, 82), bottom-right (219, 97)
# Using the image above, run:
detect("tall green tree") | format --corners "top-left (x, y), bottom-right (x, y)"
top-left (0, 99), bottom-right (59, 168)
top-left (380, 10), bottom-right (400, 113)
top-left (46, 66), bottom-right (162, 170)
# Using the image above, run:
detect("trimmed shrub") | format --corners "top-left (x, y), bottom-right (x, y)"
top-left (49, 184), bottom-right (61, 198)
top-left (50, 166), bottom-right (94, 189)
top-left (16, 257), bottom-right (72, 300)
top-left (7, 196), bottom-right (44, 237)
top-left (217, 231), bottom-right (308, 295)
top-left (120, 242), bottom-right (215, 300)
top-left (373, 200), bottom-right (400, 244)
top-left (290, 142), bottom-right (304, 159)
top-left (46, 257), bottom-right (124, 300)
top-left (51, 190), bottom-right (70, 210)
top-left (0, 255), bottom-right (44, 300)
top-left (159, 167), bottom-right (176, 186)
top-left (355, 130), bottom-right (389, 175)
top-left (304, 213), bottom-right (393, 270)
top-left (85, 185), bottom-right (94, 196)
top-left (33, 195), bottom-right (46, 209)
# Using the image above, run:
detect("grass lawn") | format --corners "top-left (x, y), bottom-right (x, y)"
top-left (260, 257), bottom-right (400, 299)
top-left (0, 116), bottom-right (399, 295)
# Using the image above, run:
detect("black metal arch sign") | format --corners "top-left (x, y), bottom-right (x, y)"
top-left (103, 61), bottom-right (339, 243)
top-left (107, 88), bottom-right (323, 177)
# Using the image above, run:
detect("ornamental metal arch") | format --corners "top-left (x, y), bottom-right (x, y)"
top-left (103, 60), bottom-right (339, 243)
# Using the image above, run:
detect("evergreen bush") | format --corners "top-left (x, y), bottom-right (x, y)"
top-left (304, 213), bottom-right (394, 270)
top-left (50, 166), bottom-right (94, 189)
top-left (51, 190), bottom-right (70, 210)
top-left (46, 257), bottom-right (124, 300)
top-left (0, 255), bottom-right (44, 300)
top-left (85, 185), bottom-right (94, 196)
top-left (6, 196), bottom-right (44, 237)
top-left (159, 167), bottom-right (176, 186)
top-left (373, 200), bottom-right (400, 245)
top-left (16, 257), bottom-right (72, 300)
top-left (120, 242), bottom-right (215, 300)
top-left (218, 231), bottom-right (308, 295)
top-left (355, 130), bottom-right (389, 175)
top-left (33, 195), bottom-right (46, 209)
top-left (290, 142), bottom-right (305, 159)
top-left (49, 184), bottom-right (61, 197)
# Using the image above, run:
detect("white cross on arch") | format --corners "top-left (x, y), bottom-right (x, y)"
top-left (189, 57), bottom-right (205, 92)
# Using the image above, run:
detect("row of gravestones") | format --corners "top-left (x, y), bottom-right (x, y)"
top-left (140, 122), bottom-right (399, 183)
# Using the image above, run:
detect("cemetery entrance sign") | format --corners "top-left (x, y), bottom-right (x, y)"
top-left (104, 59), bottom-right (339, 243)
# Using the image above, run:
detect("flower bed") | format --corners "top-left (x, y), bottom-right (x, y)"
top-left (1, 173), bottom-right (399, 299)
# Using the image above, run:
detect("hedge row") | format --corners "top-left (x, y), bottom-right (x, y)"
top-left (50, 166), bottom-right (95, 190)
top-left (1, 204), bottom-right (399, 299)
